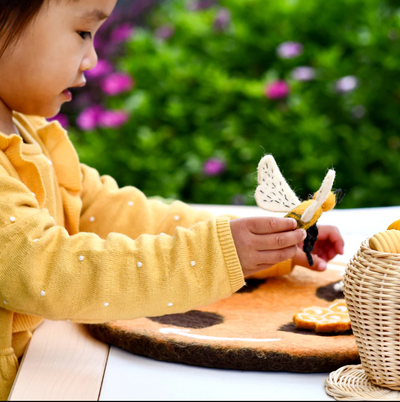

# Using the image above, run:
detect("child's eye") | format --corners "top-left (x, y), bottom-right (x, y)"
top-left (77, 31), bottom-right (92, 40)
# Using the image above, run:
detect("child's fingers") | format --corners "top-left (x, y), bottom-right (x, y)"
top-left (335, 239), bottom-right (345, 255)
top-left (310, 255), bottom-right (328, 271)
top-left (256, 244), bottom-right (298, 266)
top-left (245, 217), bottom-right (297, 234)
top-left (294, 249), bottom-right (327, 272)
top-left (321, 237), bottom-right (344, 257)
top-left (327, 247), bottom-right (339, 260)
top-left (318, 225), bottom-right (344, 254)
top-left (329, 232), bottom-right (344, 255)
top-left (255, 228), bottom-right (307, 251)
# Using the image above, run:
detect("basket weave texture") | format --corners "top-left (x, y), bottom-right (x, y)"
top-left (344, 239), bottom-right (400, 390)
top-left (325, 364), bottom-right (400, 400)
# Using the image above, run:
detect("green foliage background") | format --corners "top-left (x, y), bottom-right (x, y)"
top-left (69, 0), bottom-right (400, 208)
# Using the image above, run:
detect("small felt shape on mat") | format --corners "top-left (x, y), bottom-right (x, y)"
top-left (293, 299), bottom-right (350, 333)
top-left (369, 229), bottom-right (400, 253)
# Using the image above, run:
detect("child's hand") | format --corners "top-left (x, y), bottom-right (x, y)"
top-left (230, 217), bottom-right (307, 277)
top-left (291, 225), bottom-right (344, 271)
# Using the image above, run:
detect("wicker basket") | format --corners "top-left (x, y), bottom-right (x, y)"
top-left (344, 239), bottom-right (400, 390)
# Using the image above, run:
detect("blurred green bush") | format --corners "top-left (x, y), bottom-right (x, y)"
top-left (67, 0), bottom-right (400, 208)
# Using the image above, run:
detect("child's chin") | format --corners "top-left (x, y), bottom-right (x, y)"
top-left (43, 105), bottom-right (63, 119)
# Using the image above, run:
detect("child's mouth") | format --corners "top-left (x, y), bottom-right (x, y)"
top-left (62, 89), bottom-right (72, 101)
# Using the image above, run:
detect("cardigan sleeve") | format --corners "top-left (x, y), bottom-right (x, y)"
top-left (0, 164), bottom-right (244, 324)
top-left (79, 163), bottom-right (294, 278)
top-left (79, 163), bottom-right (224, 238)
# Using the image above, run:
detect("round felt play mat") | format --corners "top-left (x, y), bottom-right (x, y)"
top-left (87, 265), bottom-right (360, 373)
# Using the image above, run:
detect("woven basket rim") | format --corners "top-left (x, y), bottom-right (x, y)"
top-left (325, 364), bottom-right (400, 400)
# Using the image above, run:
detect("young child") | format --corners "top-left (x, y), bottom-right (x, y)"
top-left (0, 0), bottom-right (344, 398)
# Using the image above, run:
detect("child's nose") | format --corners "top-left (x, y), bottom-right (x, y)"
top-left (81, 46), bottom-right (98, 72)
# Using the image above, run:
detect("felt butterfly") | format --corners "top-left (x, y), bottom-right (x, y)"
top-left (254, 154), bottom-right (344, 266)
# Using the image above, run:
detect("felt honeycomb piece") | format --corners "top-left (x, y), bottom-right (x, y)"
top-left (369, 229), bottom-right (400, 253)
top-left (87, 266), bottom-right (360, 373)
top-left (293, 299), bottom-right (351, 333)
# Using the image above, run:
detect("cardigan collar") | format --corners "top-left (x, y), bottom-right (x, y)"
top-left (35, 119), bottom-right (82, 193)
top-left (0, 131), bottom-right (46, 208)
top-left (0, 113), bottom-right (82, 233)
top-left (9, 112), bottom-right (82, 190)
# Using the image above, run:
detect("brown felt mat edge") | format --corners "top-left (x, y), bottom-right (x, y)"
top-left (86, 324), bottom-right (360, 373)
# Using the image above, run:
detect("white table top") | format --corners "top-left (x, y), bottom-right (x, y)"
top-left (10, 204), bottom-right (400, 401)
top-left (100, 348), bottom-right (332, 401)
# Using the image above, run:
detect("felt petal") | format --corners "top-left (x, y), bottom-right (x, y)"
top-left (301, 169), bottom-right (335, 222)
top-left (255, 154), bottom-right (301, 212)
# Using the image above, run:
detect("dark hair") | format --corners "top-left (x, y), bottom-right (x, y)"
top-left (0, 0), bottom-right (46, 58)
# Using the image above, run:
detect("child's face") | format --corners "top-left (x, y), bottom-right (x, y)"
top-left (0, 0), bottom-right (117, 118)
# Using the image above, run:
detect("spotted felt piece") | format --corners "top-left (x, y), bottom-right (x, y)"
top-left (87, 266), bottom-right (359, 373)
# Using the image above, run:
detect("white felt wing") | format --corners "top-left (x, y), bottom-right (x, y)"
top-left (301, 169), bottom-right (335, 223)
top-left (255, 155), bottom-right (301, 212)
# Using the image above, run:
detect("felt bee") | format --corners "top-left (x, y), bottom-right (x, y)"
top-left (254, 154), bottom-right (344, 266)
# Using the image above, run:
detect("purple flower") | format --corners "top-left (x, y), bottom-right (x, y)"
top-left (111, 24), bottom-right (135, 43)
top-left (86, 59), bottom-right (113, 79)
top-left (155, 25), bottom-right (175, 40)
top-left (276, 41), bottom-right (303, 59)
top-left (291, 66), bottom-right (316, 81)
top-left (203, 158), bottom-right (226, 176)
top-left (101, 72), bottom-right (134, 96)
top-left (335, 76), bottom-right (358, 93)
top-left (98, 110), bottom-right (129, 128)
top-left (76, 105), bottom-right (104, 131)
top-left (187, 0), bottom-right (216, 11)
top-left (265, 80), bottom-right (290, 100)
top-left (48, 113), bottom-right (69, 129)
top-left (214, 8), bottom-right (231, 31)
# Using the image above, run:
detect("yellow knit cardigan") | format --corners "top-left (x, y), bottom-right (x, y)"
top-left (0, 112), bottom-right (291, 399)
